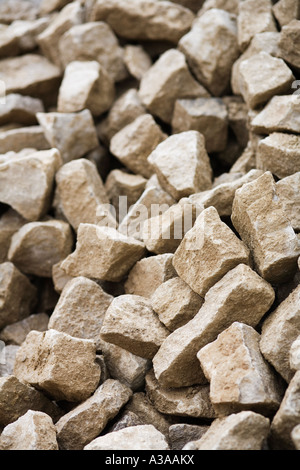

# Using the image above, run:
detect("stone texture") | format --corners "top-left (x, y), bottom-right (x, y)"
top-left (278, 20), bottom-right (300, 71)
top-left (172, 206), bottom-right (250, 297)
top-left (276, 173), bottom-right (300, 232)
top-left (0, 262), bottom-right (37, 330)
top-left (0, 313), bottom-right (49, 346)
top-left (291, 424), bottom-right (300, 450)
top-left (124, 45), bottom-right (152, 81)
top-left (153, 263), bottom-right (275, 388)
top-left (0, 94), bottom-right (44, 126)
top-left (231, 171), bottom-right (300, 283)
top-left (110, 114), bottom-right (166, 178)
top-left (290, 336), bottom-right (300, 374)
top-left (9, 17), bottom-right (51, 53)
top-left (61, 224), bottom-right (146, 282)
top-left (273, 0), bottom-right (300, 27)
top-left (260, 285), bottom-right (300, 384)
top-left (251, 95), bottom-right (300, 135)
top-left (8, 219), bottom-right (73, 278)
top-left (0, 0), bottom-right (39, 23)
top-left (184, 411), bottom-right (270, 450)
top-left (0, 345), bottom-right (19, 377)
top-left (39, 0), bottom-right (73, 15)
top-left (100, 294), bottom-right (169, 359)
top-left (178, 9), bottom-right (239, 96)
top-left (172, 98), bottom-right (228, 153)
top-left (139, 49), bottom-right (209, 124)
top-left (168, 424), bottom-right (209, 451)
top-left (48, 277), bottom-right (113, 350)
top-left (0, 209), bottom-right (25, 263)
top-left (13, 329), bottom-right (101, 402)
top-left (0, 126), bottom-right (49, 154)
top-left (52, 261), bottom-right (74, 294)
top-left (55, 379), bottom-right (132, 450)
top-left (0, 410), bottom-right (58, 451)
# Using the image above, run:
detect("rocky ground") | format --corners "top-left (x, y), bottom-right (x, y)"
top-left (0, 0), bottom-right (300, 452)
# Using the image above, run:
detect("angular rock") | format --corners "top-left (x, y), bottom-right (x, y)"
top-left (0, 126), bottom-right (49, 154)
top-left (276, 173), bottom-right (300, 232)
top-left (178, 9), bottom-right (239, 96)
top-left (173, 206), bottom-right (250, 297)
top-left (0, 209), bottom-right (25, 263)
top-left (0, 24), bottom-right (20, 58)
top-left (39, 0), bottom-right (73, 15)
top-left (0, 94), bottom-right (44, 126)
top-left (100, 295), bottom-right (169, 359)
top-left (55, 379), bottom-right (132, 450)
top-left (168, 423), bottom-right (209, 451)
top-left (8, 219), bottom-right (73, 278)
top-left (124, 45), bottom-right (152, 81)
top-left (108, 410), bottom-right (143, 433)
top-left (0, 262), bottom-right (37, 330)
top-left (291, 424), bottom-right (300, 450)
top-left (290, 336), bottom-right (300, 374)
top-left (231, 171), bottom-right (300, 283)
top-left (278, 20), bottom-right (300, 71)
top-left (251, 95), bottom-right (300, 135)
top-left (14, 329), bottom-right (101, 402)
top-left (273, 0), bottom-right (300, 27)
top-left (61, 224), bottom-right (146, 282)
top-left (139, 49), bottom-right (209, 124)
top-left (0, 313), bottom-right (49, 346)
top-left (0, 410), bottom-right (58, 451)
top-left (0, 345), bottom-right (19, 377)
top-left (153, 263), bottom-right (275, 388)
top-left (52, 261), bottom-right (74, 294)
top-left (0, 0), bottom-right (39, 23)
top-left (110, 114), bottom-right (166, 178)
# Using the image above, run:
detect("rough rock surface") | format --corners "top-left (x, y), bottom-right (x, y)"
top-left (0, 313), bottom-right (49, 346)
top-left (276, 173), bottom-right (300, 232)
top-left (251, 95), bottom-right (300, 135)
top-left (273, 0), bottom-right (300, 27)
top-left (0, 94), bottom-right (44, 126)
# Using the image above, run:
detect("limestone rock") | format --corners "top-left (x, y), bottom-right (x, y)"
top-left (39, 0), bottom-right (73, 15)
top-left (55, 379), bottom-right (132, 450)
top-left (172, 98), bottom-right (228, 153)
top-left (48, 277), bottom-right (113, 349)
top-left (277, 20), bottom-right (300, 71)
top-left (139, 49), bottom-right (209, 124)
top-left (90, 0), bottom-right (195, 43)
top-left (0, 0), bottom-right (39, 23)
top-left (168, 423), bottom-right (209, 451)
top-left (0, 126), bottom-right (49, 154)
top-left (13, 329), bottom-right (101, 402)
top-left (110, 114), bottom-right (166, 178)
top-left (184, 411), bottom-right (270, 450)
top-left (290, 336), bottom-right (300, 374)
top-left (100, 295), bottom-right (169, 359)
top-left (172, 206), bottom-right (250, 297)
top-left (153, 263), bottom-right (275, 388)
top-left (198, 0), bottom-right (239, 15)
top-left (0, 209), bottom-right (25, 263)
top-left (260, 285), bottom-right (300, 383)
top-left (57, 61), bottom-right (115, 117)
top-left (178, 9), bottom-right (239, 96)
top-left (124, 45), bottom-right (152, 81)
top-left (0, 94), bottom-right (44, 126)
top-left (61, 224), bottom-right (146, 282)
top-left (231, 171), bottom-right (300, 283)
top-left (37, 110), bottom-right (99, 164)
top-left (8, 219), bottom-right (73, 278)
top-left (276, 173), bottom-right (300, 232)
top-left (273, 0), bottom-right (300, 27)
top-left (0, 262), bottom-right (37, 330)
top-left (291, 424), bottom-right (300, 450)
top-left (0, 345), bottom-right (19, 377)
top-left (229, 142), bottom-right (257, 174)
top-left (251, 95), bottom-right (300, 135)
top-left (0, 313), bottom-right (49, 346)
top-left (0, 410), bottom-right (58, 451)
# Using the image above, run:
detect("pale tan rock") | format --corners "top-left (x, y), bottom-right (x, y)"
top-left (291, 424), bottom-right (300, 450)
top-left (0, 313), bottom-right (49, 346)
top-left (56, 379), bottom-right (132, 450)
top-left (9, 17), bottom-right (51, 53)
top-left (139, 49), bottom-right (209, 124)
top-left (145, 370), bottom-right (215, 419)
top-left (8, 220), bottom-right (73, 278)
top-left (198, 0), bottom-right (239, 15)
top-left (124, 45), bottom-right (152, 81)
top-left (172, 98), bottom-right (228, 153)
top-left (270, 371), bottom-right (300, 449)
top-left (173, 206), bottom-right (250, 297)
top-left (278, 20), bottom-right (300, 71)
top-left (0, 345), bottom-right (19, 377)
top-left (260, 285), bottom-right (300, 383)
top-left (59, 21), bottom-right (127, 82)
top-left (237, 0), bottom-right (277, 52)
top-left (273, 0), bottom-right (300, 27)
top-left (52, 261), bottom-right (74, 294)
top-left (251, 95), bottom-right (300, 135)
top-left (0, 209), bottom-right (25, 263)
top-left (14, 329), bottom-right (100, 402)
top-left (0, 410), bottom-right (58, 451)
top-left (0, 94), bottom-right (44, 126)
top-left (37, 110), bottom-right (99, 164)
top-left (148, 131), bottom-right (213, 200)
top-left (57, 61), bottom-right (115, 117)
top-left (0, 126), bottom-right (49, 154)
top-left (256, 134), bottom-right (300, 180)
top-left (153, 263), bottom-right (275, 388)
top-left (276, 173), bottom-right (300, 232)
top-left (101, 295), bottom-right (169, 359)
top-left (290, 336), bottom-right (300, 374)
top-left (101, 341), bottom-right (151, 391)
top-left (110, 114), bottom-right (166, 178)
top-left (231, 171), bottom-right (300, 283)
top-left (90, 0), bottom-right (195, 43)
top-left (61, 224), bottom-right (146, 282)
top-left (85, 424), bottom-right (169, 450)
top-left (124, 254), bottom-right (177, 299)
top-left (0, 0), bottom-right (38, 23)
top-left (39, 0), bottom-right (72, 15)
top-left (48, 277), bottom-right (113, 349)
top-left (169, 423), bottom-right (209, 451)
top-left (0, 262), bottom-right (37, 330)
top-left (178, 9), bottom-right (239, 96)
top-left (184, 411), bottom-right (270, 450)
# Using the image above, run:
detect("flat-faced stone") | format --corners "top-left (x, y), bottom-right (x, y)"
top-left (0, 344), bottom-right (19, 377)
top-left (251, 95), bottom-right (300, 135)
top-left (278, 20), bottom-right (300, 71)
top-left (256, 133), bottom-right (300, 179)
top-left (108, 410), bottom-right (143, 433)
top-left (124, 45), bottom-right (152, 81)
top-left (39, 0), bottom-right (73, 15)
top-left (0, 94), bottom-right (44, 126)
top-left (0, 313), bottom-right (49, 346)
top-left (9, 17), bottom-right (51, 53)
top-left (0, 0), bottom-right (39, 23)
top-left (0, 126), bottom-right (49, 154)
top-left (292, 424), bottom-right (300, 450)
top-left (273, 0), bottom-right (300, 27)
top-left (276, 173), bottom-right (300, 232)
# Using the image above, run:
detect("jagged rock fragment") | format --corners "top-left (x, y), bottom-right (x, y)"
top-left (277, 20), bottom-right (300, 71)
top-left (273, 0), bottom-right (300, 27)
top-left (276, 173), bottom-right (300, 232)
top-left (0, 313), bottom-right (49, 346)
top-left (256, 133), bottom-right (300, 179)
top-left (0, 126), bottom-right (49, 154)
top-left (251, 95), bottom-right (300, 135)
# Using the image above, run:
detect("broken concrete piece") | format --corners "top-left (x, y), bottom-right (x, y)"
top-left (273, 0), bottom-right (300, 27)
top-left (251, 95), bottom-right (300, 135)
top-left (0, 94), bottom-right (44, 126)
top-left (169, 423), bottom-right (209, 451)
top-left (256, 133), bottom-right (300, 179)
top-left (278, 20), bottom-right (300, 71)
top-left (0, 209), bottom-right (25, 263)
top-left (276, 173), bottom-right (300, 232)
top-left (124, 45), bottom-right (152, 81)
top-left (0, 1), bottom-right (39, 23)
top-left (0, 126), bottom-right (49, 154)
top-left (0, 313), bottom-right (49, 346)
top-left (229, 142), bottom-right (257, 174)
top-left (290, 336), bottom-right (300, 374)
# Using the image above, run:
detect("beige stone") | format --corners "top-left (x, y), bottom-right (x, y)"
top-left (8, 220), bottom-right (73, 278)
top-left (110, 114), bottom-right (166, 178)
top-left (37, 110), bottom-right (99, 164)
top-left (173, 206), bottom-right (250, 297)
top-left (291, 424), bottom-right (300, 450)
top-left (273, 0), bottom-right (300, 27)
top-left (0, 313), bottom-right (49, 346)
top-left (276, 173), bottom-right (300, 232)
top-left (0, 345), bottom-right (19, 377)
top-left (178, 9), bottom-right (239, 96)
top-left (39, 0), bottom-right (72, 15)
top-left (290, 336), bottom-right (300, 374)
top-left (124, 254), bottom-right (177, 299)
top-left (124, 45), bottom-right (152, 81)
top-left (0, 262), bottom-right (37, 330)
top-left (100, 295), bottom-right (169, 359)
top-left (139, 49), bottom-right (209, 124)
top-left (184, 411), bottom-right (270, 450)
top-left (231, 171), bottom-right (300, 283)
top-left (251, 95), bottom-right (300, 135)
top-left (0, 209), bottom-right (25, 263)
top-left (9, 17), bottom-right (51, 53)
top-left (0, 94), bottom-right (44, 126)
top-left (0, 1), bottom-right (38, 23)
top-left (0, 126), bottom-right (49, 154)
top-left (0, 410), bottom-right (58, 451)
top-left (59, 21), bottom-right (127, 82)
top-left (52, 261), bottom-right (74, 294)
top-left (278, 20), bottom-right (300, 71)
top-left (257, 133), bottom-right (300, 180)
top-left (56, 379), bottom-right (132, 450)
top-left (169, 423), bottom-right (209, 451)
top-left (90, 0), bottom-right (194, 43)
top-left (260, 285), bottom-right (300, 384)
top-left (61, 224), bottom-right (146, 282)
top-left (153, 263), bottom-right (275, 388)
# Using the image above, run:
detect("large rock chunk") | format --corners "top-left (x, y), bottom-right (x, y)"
top-left (0, 126), bottom-right (49, 154)
top-left (276, 173), bottom-right (300, 232)
top-left (277, 20), bottom-right (300, 71)
top-left (124, 45), bottom-right (152, 81)
top-left (251, 95), bottom-right (300, 135)
top-left (153, 263), bottom-right (275, 388)
top-left (0, 94), bottom-right (44, 126)
top-left (169, 423), bottom-right (209, 451)
top-left (256, 133), bottom-right (300, 179)
top-left (290, 336), bottom-right (300, 374)
top-left (13, 329), bottom-right (101, 402)
top-left (273, 0), bottom-right (300, 27)
top-left (292, 424), bottom-right (300, 450)
top-left (0, 344), bottom-right (19, 377)
top-left (0, 313), bottom-right (49, 346)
